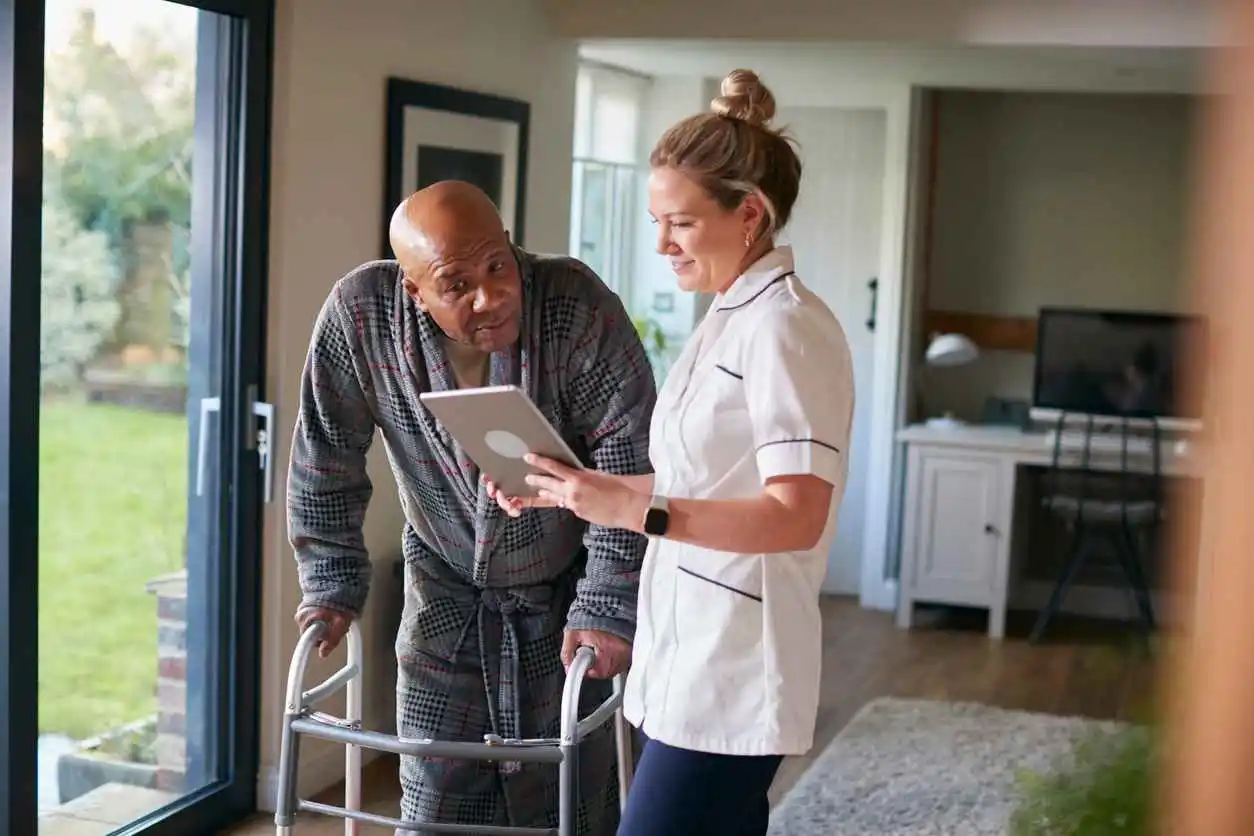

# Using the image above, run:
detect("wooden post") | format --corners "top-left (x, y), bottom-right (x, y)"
top-left (1162, 3), bottom-right (1254, 833)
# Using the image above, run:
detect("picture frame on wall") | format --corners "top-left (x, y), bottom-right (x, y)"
top-left (382, 77), bottom-right (531, 258)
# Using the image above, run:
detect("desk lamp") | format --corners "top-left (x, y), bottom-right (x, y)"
top-left (923, 332), bottom-right (979, 429)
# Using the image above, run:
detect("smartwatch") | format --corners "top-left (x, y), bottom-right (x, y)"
top-left (643, 495), bottom-right (670, 537)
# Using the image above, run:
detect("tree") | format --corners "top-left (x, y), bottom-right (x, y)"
top-left (41, 187), bottom-right (122, 390)
top-left (40, 5), bottom-right (198, 381)
top-left (43, 7), bottom-right (195, 274)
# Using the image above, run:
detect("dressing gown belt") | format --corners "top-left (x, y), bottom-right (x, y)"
top-left (445, 573), bottom-right (575, 772)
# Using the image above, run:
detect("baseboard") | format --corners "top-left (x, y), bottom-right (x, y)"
top-left (256, 745), bottom-right (385, 814)
top-left (256, 691), bottom-right (394, 813)
top-left (1011, 581), bottom-right (1187, 626)
top-left (859, 578), bottom-right (898, 612)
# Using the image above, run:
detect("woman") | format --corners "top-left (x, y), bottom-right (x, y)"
top-left (490, 68), bottom-right (854, 836)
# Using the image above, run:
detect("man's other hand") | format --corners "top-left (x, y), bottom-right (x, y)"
top-left (295, 606), bottom-right (353, 659)
top-left (562, 629), bottom-right (631, 679)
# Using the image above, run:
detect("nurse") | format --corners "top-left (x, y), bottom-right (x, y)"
top-left (490, 67), bottom-right (855, 836)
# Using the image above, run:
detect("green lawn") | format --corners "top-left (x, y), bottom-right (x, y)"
top-left (39, 399), bottom-right (187, 739)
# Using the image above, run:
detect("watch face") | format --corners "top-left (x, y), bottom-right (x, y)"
top-left (644, 507), bottom-right (669, 536)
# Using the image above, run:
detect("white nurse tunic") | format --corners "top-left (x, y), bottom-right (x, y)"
top-left (621, 246), bottom-right (855, 757)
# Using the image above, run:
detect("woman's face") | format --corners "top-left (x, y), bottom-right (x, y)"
top-left (647, 166), bottom-right (764, 294)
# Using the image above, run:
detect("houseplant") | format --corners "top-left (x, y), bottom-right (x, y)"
top-left (1008, 721), bottom-right (1160, 836)
top-left (632, 315), bottom-right (669, 374)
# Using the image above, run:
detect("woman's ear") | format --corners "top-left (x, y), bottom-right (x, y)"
top-left (739, 192), bottom-right (769, 240)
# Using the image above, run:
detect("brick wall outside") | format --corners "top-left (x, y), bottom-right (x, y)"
top-left (146, 571), bottom-right (187, 792)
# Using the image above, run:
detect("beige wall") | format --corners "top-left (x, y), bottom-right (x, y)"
top-left (923, 90), bottom-right (1199, 419)
top-left (258, 0), bottom-right (578, 805)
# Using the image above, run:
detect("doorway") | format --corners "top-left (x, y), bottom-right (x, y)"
top-left (1, 0), bottom-right (273, 832)
top-left (775, 106), bottom-right (888, 596)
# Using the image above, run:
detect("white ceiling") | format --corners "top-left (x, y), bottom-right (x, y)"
top-left (579, 41), bottom-right (1205, 97)
top-left (548, 0), bottom-right (1220, 49)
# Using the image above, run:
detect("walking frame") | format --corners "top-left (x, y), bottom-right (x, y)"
top-left (275, 620), bottom-right (635, 835)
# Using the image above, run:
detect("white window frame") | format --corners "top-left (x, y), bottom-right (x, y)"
top-left (569, 61), bottom-right (649, 300)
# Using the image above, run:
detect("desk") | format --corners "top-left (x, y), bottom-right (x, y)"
top-left (894, 423), bottom-right (1205, 639)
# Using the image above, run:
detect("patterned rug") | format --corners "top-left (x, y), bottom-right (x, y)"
top-left (767, 697), bottom-right (1126, 835)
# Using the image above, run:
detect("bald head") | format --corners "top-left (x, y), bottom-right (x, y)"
top-left (389, 180), bottom-right (507, 268)
top-left (389, 180), bottom-right (523, 352)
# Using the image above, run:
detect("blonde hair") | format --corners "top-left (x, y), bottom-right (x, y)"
top-left (649, 69), bottom-right (802, 241)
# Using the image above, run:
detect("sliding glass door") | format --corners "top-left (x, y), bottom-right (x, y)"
top-left (1, 0), bottom-right (272, 832)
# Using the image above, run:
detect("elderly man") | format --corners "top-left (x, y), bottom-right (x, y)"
top-left (286, 180), bottom-right (655, 834)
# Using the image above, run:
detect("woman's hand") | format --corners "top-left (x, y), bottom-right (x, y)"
top-left (523, 454), bottom-right (648, 531)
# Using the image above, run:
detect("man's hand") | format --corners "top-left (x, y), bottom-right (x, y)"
top-left (295, 606), bottom-right (354, 659)
top-left (562, 628), bottom-right (631, 679)
top-left (482, 474), bottom-right (559, 518)
top-left (522, 455), bottom-right (647, 531)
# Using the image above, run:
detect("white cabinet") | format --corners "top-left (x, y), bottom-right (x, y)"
top-left (896, 444), bottom-right (1013, 638)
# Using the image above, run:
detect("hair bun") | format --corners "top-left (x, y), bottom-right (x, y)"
top-left (710, 69), bottom-right (776, 127)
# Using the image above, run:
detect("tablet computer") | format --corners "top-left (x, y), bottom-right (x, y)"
top-left (418, 384), bottom-right (583, 498)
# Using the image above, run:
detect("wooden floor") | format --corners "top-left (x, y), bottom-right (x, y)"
top-left (226, 596), bottom-right (1158, 834)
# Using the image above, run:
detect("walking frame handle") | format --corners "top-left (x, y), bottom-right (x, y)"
top-left (275, 620), bottom-right (634, 836)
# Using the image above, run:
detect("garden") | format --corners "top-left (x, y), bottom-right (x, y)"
top-left (38, 2), bottom-right (197, 808)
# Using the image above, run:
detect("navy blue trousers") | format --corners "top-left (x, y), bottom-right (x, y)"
top-left (616, 732), bottom-right (783, 836)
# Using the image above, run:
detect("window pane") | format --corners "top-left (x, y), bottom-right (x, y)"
top-left (577, 162), bottom-right (610, 278)
top-left (590, 94), bottom-right (638, 164)
top-left (610, 163), bottom-right (638, 290)
top-left (573, 69), bottom-right (594, 159)
top-left (38, 0), bottom-right (231, 828)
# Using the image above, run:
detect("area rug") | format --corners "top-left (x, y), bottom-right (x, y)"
top-left (767, 697), bottom-right (1127, 836)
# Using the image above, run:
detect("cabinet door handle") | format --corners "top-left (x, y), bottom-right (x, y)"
top-left (865, 277), bottom-right (879, 332)
top-left (984, 523), bottom-right (997, 535)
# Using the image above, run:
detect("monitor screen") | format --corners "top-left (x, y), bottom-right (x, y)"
top-left (1031, 307), bottom-right (1205, 421)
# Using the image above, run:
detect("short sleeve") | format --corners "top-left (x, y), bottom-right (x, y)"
top-left (743, 302), bottom-right (854, 487)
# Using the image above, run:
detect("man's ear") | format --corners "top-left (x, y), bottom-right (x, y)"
top-left (401, 273), bottom-right (428, 312)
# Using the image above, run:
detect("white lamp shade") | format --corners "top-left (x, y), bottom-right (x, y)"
top-left (925, 332), bottom-right (979, 367)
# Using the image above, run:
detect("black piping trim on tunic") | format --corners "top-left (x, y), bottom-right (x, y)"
top-left (714, 271), bottom-right (796, 312)
top-left (715, 364), bottom-right (743, 380)
top-left (677, 566), bottom-right (763, 602)
top-left (756, 438), bottom-right (842, 455)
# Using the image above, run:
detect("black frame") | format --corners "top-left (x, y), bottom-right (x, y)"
top-left (382, 77), bottom-right (531, 258)
top-left (0, 0), bottom-right (273, 833)
top-left (1030, 305), bottom-right (1208, 422)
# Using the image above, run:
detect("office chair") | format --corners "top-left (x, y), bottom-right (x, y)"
top-left (1028, 412), bottom-right (1162, 644)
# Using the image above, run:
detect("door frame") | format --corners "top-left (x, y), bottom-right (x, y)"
top-left (783, 82), bottom-right (916, 612)
top-left (772, 103), bottom-right (888, 597)
top-left (0, 0), bottom-right (273, 832)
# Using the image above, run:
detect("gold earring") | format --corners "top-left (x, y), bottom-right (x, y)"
top-left (744, 232), bottom-right (753, 249)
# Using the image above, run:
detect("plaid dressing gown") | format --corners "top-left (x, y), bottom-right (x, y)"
top-left (287, 249), bottom-right (656, 834)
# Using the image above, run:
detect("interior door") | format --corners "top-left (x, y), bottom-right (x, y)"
top-left (774, 107), bottom-right (887, 595)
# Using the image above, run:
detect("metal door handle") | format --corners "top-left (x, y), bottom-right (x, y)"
top-left (196, 390), bottom-right (276, 503)
top-left (195, 396), bottom-right (221, 497)
top-left (252, 396), bottom-right (276, 504)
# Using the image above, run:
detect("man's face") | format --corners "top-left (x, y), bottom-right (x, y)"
top-left (404, 233), bottom-right (523, 353)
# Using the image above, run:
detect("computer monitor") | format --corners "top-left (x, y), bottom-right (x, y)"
top-left (1030, 306), bottom-right (1206, 431)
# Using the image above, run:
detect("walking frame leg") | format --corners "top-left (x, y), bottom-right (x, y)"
top-left (612, 675), bottom-right (633, 813)
top-left (558, 648), bottom-right (592, 836)
top-left (344, 619), bottom-right (364, 836)
top-left (556, 649), bottom-right (634, 835)
top-left (274, 620), bottom-right (365, 836)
